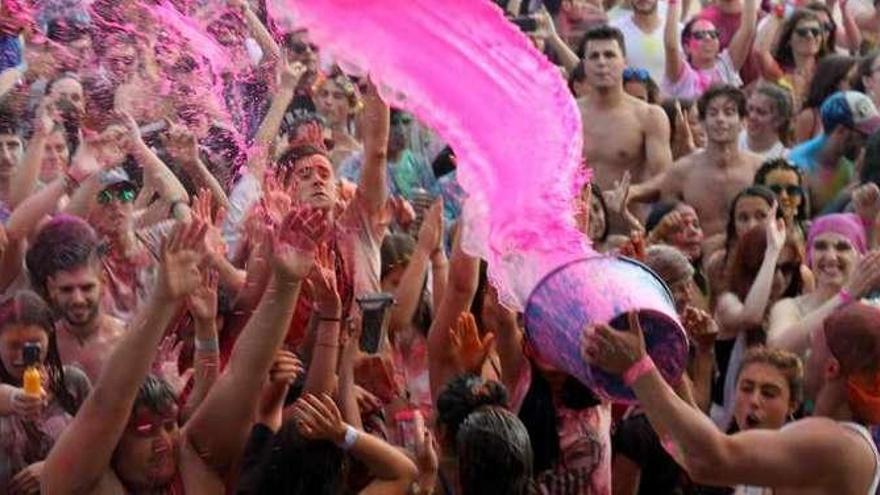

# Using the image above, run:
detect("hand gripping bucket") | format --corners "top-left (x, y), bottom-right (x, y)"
top-left (524, 256), bottom-right (688, 403)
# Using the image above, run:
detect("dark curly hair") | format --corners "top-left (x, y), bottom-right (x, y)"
top-left (25, 215), bottom-right (101, 300)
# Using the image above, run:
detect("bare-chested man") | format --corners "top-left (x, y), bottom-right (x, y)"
top-left (579, 25), bottom-right (672, 197)
top-left (631, 85), bottom-right (763, 238)
top-left (25, 215), bottom-right (124, 383)
top-left (584, 303), bottom-right (880, 495)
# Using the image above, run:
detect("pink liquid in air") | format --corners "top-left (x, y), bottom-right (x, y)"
top-left (272, 0), bottom-right (592, 309)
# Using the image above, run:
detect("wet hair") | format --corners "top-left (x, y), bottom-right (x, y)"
top-left (275, 144), bottom-right (330, 188)
top-left (457, 407), bottom-right (535, 495)
top-left (436, 374), bottom-right (509, 447)
top-left (855, 50), bottom-right (880, 93)
top-left (752, 83), bottom-right (795, 141)
top-left (380, 233), bottom-right (432, 334)
top-left (723, 186), bottom-right (777, 255)
top-left (824, 303), bottom-right (880, 375)
top-left (252, 421), bottom-right (346, 494)
top-left (645, 244), bottom-right (695, 287)
top-left (589, 182), bottom-right (610, 242)
top-left (697, 84), bottom-right (747, 120)
top-left (26, 215), bottom-right (101, 300)
top-left (727, 224), bottom-right (804, 303)
top-left (577, 24), bottom-right (626, 58)
top-left (132, 374), bottom-right (177, 415)
top-left (754, 158), bottom-right (811, 225)
top-left (773, 9), bottom-right (828, 71)
top-left (803, 55), bottom-right (857, 110)
top-left (0, 291), bottom-right (78, 415)
top-left (737, 346), bottom-right (804, 407)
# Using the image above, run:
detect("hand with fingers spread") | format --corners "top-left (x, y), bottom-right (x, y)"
top-left (272, 207), bottom-right (332, 282)
top-left (618, 230), bottom-right (648, 261)
top-left (307, 244), bottom-right (341, 318)
top-left (604, 171), bottom-right (632, 216)
top-left (279, 57), bottom-right (308, 91)
top-left (8, 461), bottom-right (44, 495)
top-left (450, 312), bottom-right (496, 374)
top-left (268, 349), bottom-right (304, 387)
top-left (581, 311), bottom-right (647, 375)
top-left (163, 120), bottom-right (200, 166)
top-left (853, 183), bottom-right (880, 227)
top-left (158, 220), bottom-right (208, 300)
top-left (292, 393), bottom-right (349, 444)
top-left (845, 250), bottom-right (880, 299)
top-left (192, 188), bottom-right (228, 260)
top-left (188, 269), bottom-right (219, 323)
top-left (115, 110), bottom-right (146, 152)
top-left (416, 199), bottom-right (444, 256)
top-left (154, 334), bottom-right (193, 397)
top-left (672, 100), bottom-right (696, 158)
top-left (681, 306), bottom-right (719, 351)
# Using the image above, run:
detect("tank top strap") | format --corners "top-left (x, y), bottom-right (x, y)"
top-left (839, 421), bottom-right (880, 495)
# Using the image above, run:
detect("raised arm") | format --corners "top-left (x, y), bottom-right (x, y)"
top-left (228, 0), bottom-right (281, 63)
top-left (9, 101), bottom-right (56, 209)
top-left (183, 207), bottom-right (330, 473)
top-left (838, 0), bottom-right (863, 54)
top-left (715, 214), bottom-right (785, 338)
top-left (727, 0), bottom-right (758, 70)
top-left (537, 8), bottom-right (580, 73)
top-left (358, 80), bottom-right (391, 216)
top-left (249, 61), bottom-right (306, 180)
top-left (164, 123), bottom-right (230, 211)
top-left (181, 271), bottom-right (221, 422)
top-left (390, 201), bottom-right (442, 336)
top-left (665, 0), bottom-right (685, 84)
top-left (42, 221), bottom-right (207, 494)
top-left (584, 313), bottom-right (864, 490)
top-left (293, 393), bottom-right (418, 494)
top-left (303, 247), bottom-right (343, 395)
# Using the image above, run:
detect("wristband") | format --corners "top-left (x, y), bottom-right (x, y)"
top-left (194, 337), bottom-right (219, 353)
top-left (338, 424), bottom-right (359, 451)
top-left (839, 288), bottom-right (855, 305)
top-left (623, 355), bottom-right (656, 387)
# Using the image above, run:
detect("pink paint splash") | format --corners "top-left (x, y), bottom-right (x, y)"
top-left (273, 0), bottom-right (591, 309)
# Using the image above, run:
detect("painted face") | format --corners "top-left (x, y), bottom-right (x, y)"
top-left (733, 196), bottom-right (771, 239)
top-left (0, 325), bottom-right (49, 382)
top-left (287, 154), bottom-right (337, 209)
top-left (790, 19), bottom-right (823, 58)
top-left (810, 232), bottom-right (859, 288)
top-left (41, 129), bottom-right (70, 183)
top-left (734, 362), bottom-right (793, 431)
top-left (685, 20), bottom-right (720, 65)
top-left (703, 95), bottom-right (743, 144)
top-left (46, 266), bottom-right (102, 328)
top-left (583, 39), bottom-right (626, 90)
top-left (764, 169), bottom-right (802, 221)
top-left (114, 406), bottom-right (181, 490)
top-left (746, 93), bottom-right (781, 139)
top-left (667, 205), bottom-right (704, 261)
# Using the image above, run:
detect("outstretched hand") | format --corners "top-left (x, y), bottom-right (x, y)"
top-left (271, 207), bottom-right (332, 282)
top-left (159, 220), bottom-right (208, 300)
top-left (292, 393), bottom-right (348, 444)
top-left (581, 311), bottom-right (647, 375)
top-left (450, 312), bottom-right (495, 374)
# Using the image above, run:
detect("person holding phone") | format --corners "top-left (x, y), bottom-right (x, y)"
top-left (0, 291), bottom-right (91, 494)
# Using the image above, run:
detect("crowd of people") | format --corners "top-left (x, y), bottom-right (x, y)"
top-left (1, 0), bottom-right (880, 493)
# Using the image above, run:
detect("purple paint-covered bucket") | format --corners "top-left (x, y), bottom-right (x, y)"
top-left (524, 256), bottom-right (688, 404)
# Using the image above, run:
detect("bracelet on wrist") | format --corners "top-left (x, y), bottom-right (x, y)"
top-left (623, 354), bottom-right (656, 387)
top-left (195, 337), bottom-right (220, 353)
top-left (337, 424), bottom-right (359, 450)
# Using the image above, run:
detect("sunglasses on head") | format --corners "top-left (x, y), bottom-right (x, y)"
top-left (290, 41), bottom-right (318, 55)
top-left (623, 67), bottom-right (650, 83)
top-left (768, 184), bottom-right (803, 196)
top-left (794, 26), bottom-right (822, 38)
top-left (97, 186), bottom-right (136, 205)
top-left (689, 29), bottom-right (719, 41)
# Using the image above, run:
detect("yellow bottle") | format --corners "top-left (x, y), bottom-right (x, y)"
top-left (22, 343), bottom-right (41, 396)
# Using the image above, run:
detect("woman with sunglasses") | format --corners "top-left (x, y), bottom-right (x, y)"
top-left (758, 9), bottom-right (829, 111)
top-left (662, 0), bottom-right (756, 99)
top-left (754, 158), bottom-right (810, 245)
top-left (793, 54), bottom-right (858, 143)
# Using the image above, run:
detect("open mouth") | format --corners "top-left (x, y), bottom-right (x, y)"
top-left (744, 413), bottom-right (761, 429)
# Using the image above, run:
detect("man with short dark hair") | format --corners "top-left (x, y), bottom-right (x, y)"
top-left (583, 303), bottom-right (880, 494)
top-left (578, 24), bottom-right (672, 218)
top-left (26, 215), bottom-right (125, 383)
top-left (631, 84), bottom-right (763, 237)
top-left (0, 115), bottom-right (24, 216)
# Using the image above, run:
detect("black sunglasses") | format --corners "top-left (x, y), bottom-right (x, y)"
top-left (689, 29), bottom-right (719, 41)
top-left (794, 27), bottom-right (823, 38)
top-left (768, 184), bottom-right (803, 196)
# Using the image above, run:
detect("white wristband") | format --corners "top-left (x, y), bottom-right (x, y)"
top-left (338, 424), bottom-right (359, 451)
top-left (194, 337), bottom-right (219, 353)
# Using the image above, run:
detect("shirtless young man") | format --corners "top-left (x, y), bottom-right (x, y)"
top-left (631, 85), bottom-right (763, 238)
top-left (583, 303), bottom-right (880, 495)
top-left (578, 25), bottom-right (672, 195)
top-left (25, 215), bottom-right (124, 383)
top-left (42, 213), bottom-right (331, 494)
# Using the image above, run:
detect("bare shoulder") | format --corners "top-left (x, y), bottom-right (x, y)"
top-left (742, 150), bottom-right (765, 170)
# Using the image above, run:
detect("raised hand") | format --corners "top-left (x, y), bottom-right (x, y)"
top-left (581, 311), bottom-right (647, 375)
top-left (416, 199), bottom-right (444, 255)
top-left (766, 203), bottom-right (786, 253)
top-left (604, 171), bottom-right (632, 216)
top-left (292, 393), bottom-right (348, 443)
top-left (154, 334), bottom-right (193, 396)
top-left (853, 182), bottom-right (880, 226)
top-left (158, 220), bottom-right (208, 300)
top-left (115, 110), bottom-right (145, 151)
top-left (648, 210), bottom-right (685, 244)
top-left (278, 55), bottom-right (308, 91)
top-left (268, 349), bottom-right (303, 386)
top-left (271, 207), bottom-right (332, 282)
top-left (306, 244), bottom-right (341, 317)
top-left (163, 120), bottom-right (200, 166)
top-left (845, 250), bottom-right (880, 299)
top-left (187, 269), bottom-right (219, 323)
top-left (450, 312), bottom-right (495, 374)
top-left (681, 305), bottom-right (719, 351)
top-left (192, 188), bottom-right (228, 260)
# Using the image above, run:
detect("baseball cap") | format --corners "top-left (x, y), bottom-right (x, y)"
top-left (98, 167), bottom-right (135, 190)
top-left (820, 91), bottom-right (880, 136)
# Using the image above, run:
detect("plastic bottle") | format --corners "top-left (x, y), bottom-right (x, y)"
top-left (22, 343), bottom-right (41, 396)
